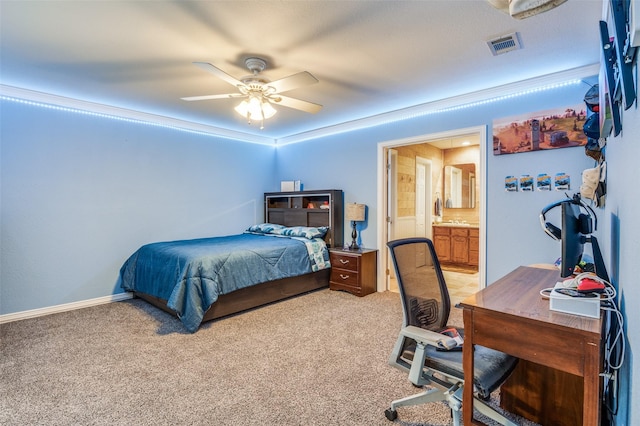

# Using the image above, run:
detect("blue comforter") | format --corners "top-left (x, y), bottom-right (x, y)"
top-left (119, 233), bottom-right (329, 332)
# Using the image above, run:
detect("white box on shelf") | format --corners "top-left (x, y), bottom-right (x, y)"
top-left (280, 181), bottom-right (295, 192)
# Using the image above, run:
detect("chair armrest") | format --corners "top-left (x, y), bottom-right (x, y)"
top-left (401, 325), bottom-right (458, 350)
top-left (400, 325), bottom-right (459, 386)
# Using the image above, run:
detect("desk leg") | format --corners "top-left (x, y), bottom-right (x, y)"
top-left (583, 340), bottom-right (601, 426)
top-left (463, 308), bottom-right (475, 425)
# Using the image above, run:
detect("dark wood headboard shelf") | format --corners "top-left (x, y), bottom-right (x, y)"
top-left (265, 190), bottom-right (343, 248)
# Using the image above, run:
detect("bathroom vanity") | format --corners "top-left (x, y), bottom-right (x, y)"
top-left (432, 224), bottom-right (479, 267)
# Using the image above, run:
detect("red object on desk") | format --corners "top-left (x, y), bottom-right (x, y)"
top-left (577, 278), bottom-right (606, 292)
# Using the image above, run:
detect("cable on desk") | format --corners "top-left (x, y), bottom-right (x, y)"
top-left (590, 274), bottom-right (625, 422)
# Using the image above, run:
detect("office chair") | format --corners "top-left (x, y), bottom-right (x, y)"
top-left (385, 237), bottom-right (519, 425)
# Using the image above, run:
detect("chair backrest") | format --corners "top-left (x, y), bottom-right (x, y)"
top-left (387, 238), bottom-right (451, 331)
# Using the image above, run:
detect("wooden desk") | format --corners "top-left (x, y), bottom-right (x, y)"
top-left (459, 266), bottom-right (602, 426)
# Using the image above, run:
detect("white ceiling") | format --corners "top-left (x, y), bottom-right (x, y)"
top-left (0, 1), bottom-right (603, 142)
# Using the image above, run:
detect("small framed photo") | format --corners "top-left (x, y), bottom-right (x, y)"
top-left (505, 175), bottom-right (518, 192)
top-left (554, 172), bottom-right (570, 191)
top-left (520, 175), bottom-right (534, 192)
top-left (537, 173), bottom-right (551, 191)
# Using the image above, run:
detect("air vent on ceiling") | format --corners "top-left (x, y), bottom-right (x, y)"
top-left (487, 32), bottom-right (522, 56)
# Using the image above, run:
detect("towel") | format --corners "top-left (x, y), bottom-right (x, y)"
top-left (435, 196), bottom-right (442, 217)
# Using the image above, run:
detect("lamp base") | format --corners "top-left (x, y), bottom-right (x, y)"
top-left (350, 221), bottom-right (359, 250)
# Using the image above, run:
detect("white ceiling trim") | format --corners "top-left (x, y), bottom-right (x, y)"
top-left (0, 85), bottom-right (274, 146)
top-left (1, 63), bottom-right (598, 147)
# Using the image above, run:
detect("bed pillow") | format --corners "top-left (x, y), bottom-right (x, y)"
top-left (276, 226), bottom-right (329, 240)
top-left (246, 223), bottom-right (286, 234)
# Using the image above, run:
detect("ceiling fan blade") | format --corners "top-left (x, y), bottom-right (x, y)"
top-left (181, 93), bottom-right (245, 101)
top-left (267, 71), bottom-right (319, 93)
top-left (273, 95), bottom-right (322, 114)
top-left (192, 62), bottom-right (244, 88)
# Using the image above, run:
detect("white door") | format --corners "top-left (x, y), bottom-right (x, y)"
top-left (415, 157), bottom-right (432, 268)
top-left (387, 149), bottom-right (398, 292)
top-left (416, 162), bottom-right (426, 237)
top-left (415, 157), bottom-right (433, 238)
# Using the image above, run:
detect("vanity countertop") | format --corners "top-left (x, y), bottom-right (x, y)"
top-left (433, 223), bottom-right (479, 228)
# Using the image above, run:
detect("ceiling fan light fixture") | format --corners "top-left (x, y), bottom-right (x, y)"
top-left (234, 95), bottom-right (277, 129)
top-left (259, 100), bottom-right (277, 119)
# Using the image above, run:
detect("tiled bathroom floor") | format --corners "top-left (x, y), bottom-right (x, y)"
top-left (444, 270), bottom-right (480, 306)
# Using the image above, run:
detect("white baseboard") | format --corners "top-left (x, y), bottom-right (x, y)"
top-left (0, 293), bottom-right (134, 325)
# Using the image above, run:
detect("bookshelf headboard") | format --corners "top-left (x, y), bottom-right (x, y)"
top-left (264, 190), bottom-right (344, 248)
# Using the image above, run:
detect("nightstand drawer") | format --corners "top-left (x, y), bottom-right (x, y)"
top-left (328, 248), bottom-right (377, 297)
top-left (330, 252), bottom-right (360, 272)
top-left (330, 268), bottom-right (360, 287)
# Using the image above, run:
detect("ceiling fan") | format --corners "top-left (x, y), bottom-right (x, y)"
top-left (181, 57), bottom-right (322, 128)
top-left (487, 0), bottom-right (567, 19)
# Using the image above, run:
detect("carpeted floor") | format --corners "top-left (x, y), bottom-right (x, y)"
top-left (0, 289), bottom-right (538, 426)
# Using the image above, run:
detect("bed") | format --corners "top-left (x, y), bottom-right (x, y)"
top-left (119, 190), bottom-right (343, 332)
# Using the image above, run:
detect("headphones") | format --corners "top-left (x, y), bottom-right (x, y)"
top-left (539, 194), bottom-right (596, 241)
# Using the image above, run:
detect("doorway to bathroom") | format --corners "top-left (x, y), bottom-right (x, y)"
top-left (377, 125), bottom-right (486, 303)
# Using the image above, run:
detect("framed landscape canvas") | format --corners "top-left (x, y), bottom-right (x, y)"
top-left (493, 104), bottom-right (588, 155)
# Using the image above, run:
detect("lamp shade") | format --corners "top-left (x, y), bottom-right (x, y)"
top-left (346, 203), bottom-right (366, 221)
top-left (234, 96), bottom-right (277, 120)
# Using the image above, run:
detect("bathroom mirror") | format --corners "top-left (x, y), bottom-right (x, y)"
top-left (444, 163), bottom-right (476, 208)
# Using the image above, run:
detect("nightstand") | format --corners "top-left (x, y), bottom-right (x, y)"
top-left (329, 247), bottom-right (378, 297)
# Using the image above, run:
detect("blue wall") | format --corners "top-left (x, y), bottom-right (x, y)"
top-left (0, 102), bottom-right (277, 313)
top-left (601, 98), bottom-right (640, 426)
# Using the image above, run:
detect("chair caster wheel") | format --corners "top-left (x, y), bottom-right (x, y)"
top-left (385, 408), bottom-right (398, 421)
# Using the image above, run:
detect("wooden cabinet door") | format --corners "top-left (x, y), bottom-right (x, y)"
top-left (451, 235), bottom-right (469, 263)
top-left (469, 229), bottom-right (479, 266)
top-left (433, 235), bottom-right (451, 262)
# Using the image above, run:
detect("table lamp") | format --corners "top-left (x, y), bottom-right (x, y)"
top-left (346, 203), bottom-right (366, 250)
